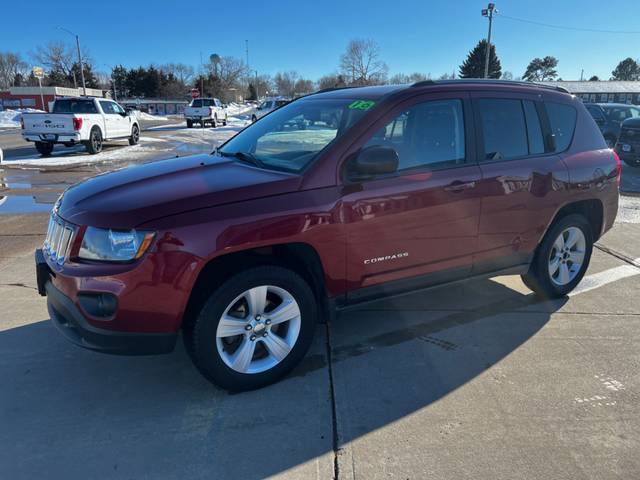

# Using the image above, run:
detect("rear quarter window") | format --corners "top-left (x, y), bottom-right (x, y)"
top-left (546, 102), bottom-right (577, 152)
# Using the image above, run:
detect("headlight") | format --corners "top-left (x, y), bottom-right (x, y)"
top-left (79, 227), bottom-right (155, 262)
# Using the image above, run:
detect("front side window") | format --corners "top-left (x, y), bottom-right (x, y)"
top-left (219, 98), bottom-right (371, 172)
top-left (478, 98), bottom-right (529, 160)
top-left (546, 102), bottom-right (577, 152)
top-left (364, 99), bottom-right (465, 171)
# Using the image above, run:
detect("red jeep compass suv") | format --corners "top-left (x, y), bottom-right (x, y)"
top-left (36, 80), bottom-right (619, 391)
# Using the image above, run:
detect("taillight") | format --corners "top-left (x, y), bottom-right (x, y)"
top-left (612, 149), bottom-right (621, 184)
top-left (73, 117), bottom-right (83, 131)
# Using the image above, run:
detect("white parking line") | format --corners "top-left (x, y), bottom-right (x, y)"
top-left (570, 258), bottom-right (640, 296)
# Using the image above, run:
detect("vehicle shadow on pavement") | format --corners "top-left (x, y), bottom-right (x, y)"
top-left (0, 277), bottom-right (565, 479)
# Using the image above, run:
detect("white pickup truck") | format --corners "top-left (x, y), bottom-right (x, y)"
top-left (21, 97), bottom-right (140, 156)
top-left (184, 98), bottom-right (227, 128)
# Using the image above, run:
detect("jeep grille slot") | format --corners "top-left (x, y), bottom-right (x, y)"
top-left (43, 214), bottom-right (76, 265)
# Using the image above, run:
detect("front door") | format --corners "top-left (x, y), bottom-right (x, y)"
top-left (342, 93), bottom-right (482, 304)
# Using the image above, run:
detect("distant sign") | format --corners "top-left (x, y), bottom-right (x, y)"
top-left (32, 66), bottom-right (44, 79)
top-left (190, 88), bottom-right (200, 99)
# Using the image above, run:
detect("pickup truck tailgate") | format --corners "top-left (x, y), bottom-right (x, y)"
top-left (23, 113), bottom-right (76, 135)
top-left (184, 107), bottom-right (211, 117)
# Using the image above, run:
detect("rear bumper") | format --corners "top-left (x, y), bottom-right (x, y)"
top-left (37, 250), bottom-right (177, 356)
top-left (22, 133), bottom-right (82, 143)
top-left (615, 144), bottom-right (640, 165)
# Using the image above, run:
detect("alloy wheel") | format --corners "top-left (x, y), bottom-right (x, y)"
top-left (548, 226), bottom-right (586, 286)
top-left (215, 285), bottom-right (301, 374)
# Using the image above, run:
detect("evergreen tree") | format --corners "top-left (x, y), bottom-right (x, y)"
top-left (523, 56), bottom-right (559, 82)
top-left (611, 58), bottom-right (640, 81)
top-left (459, 39), bottom-right (501, 79)
top-left (588, 75), bottom-right (600, 81)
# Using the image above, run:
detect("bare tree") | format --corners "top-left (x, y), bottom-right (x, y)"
top-left (274, 71), bottom-right (300, 97)
top-left (0, 52), bottom-right (28, 89)
top-left (339, 39), bottom-right (388, 85)
top-left (163, 63), bottom-right (194, 85)
top-left (32, 41), bottom-right (75, 76)
top-left (294, 78), bottom-right (314, 96)
top-left (389, 72), bottom-right (429, 84)
top-left (317, 73), bottom-right (347, 90)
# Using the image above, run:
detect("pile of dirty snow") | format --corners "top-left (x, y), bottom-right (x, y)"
top-left (134, 111), bottom-right (169, 121)
top-left (225, 102), bottom-right (253, 116)
top-left (0, 108), bottom-right (44, 128)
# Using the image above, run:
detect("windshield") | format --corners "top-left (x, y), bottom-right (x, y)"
top-left (604, 106), bottom-right (640, 122)
top-left (52, 99), bottom-right (98, 114)
top-left (219, 98), bottom-right (373, 172)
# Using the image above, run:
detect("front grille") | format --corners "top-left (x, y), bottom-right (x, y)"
top-left (43, 214), bottom-right (77, 265)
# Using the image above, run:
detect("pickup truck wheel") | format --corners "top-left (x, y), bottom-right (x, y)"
top-left (35, 141), bottom-right (54, 157)
top-left (128, 124), bottom-right (140, 145)
top-left (251, 114), bottom-right (257, 123)
top-left (186, 119), bottom-right (193, 128)
top-left (521, 214), bottom-right (593, 299)
top-left (187, 266), bottom-right (317, 391)
top-left (84, 128), bottom-right (103, 154)
top-left (222, 115), bottom-right (227, 126)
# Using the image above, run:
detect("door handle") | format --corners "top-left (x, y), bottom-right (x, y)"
top-left (444, 181), bottom-right (476, 193)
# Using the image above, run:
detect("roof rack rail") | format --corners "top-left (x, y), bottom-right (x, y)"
top-left (410, 79), bottom-right (570, 94)
top-left (314, 85), bottom-right (360, 94)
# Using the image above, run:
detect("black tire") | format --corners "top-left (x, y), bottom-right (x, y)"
top-left (521, 214), bottom-right (593, 299)
top-left (128, 124), bottom-right (140, 145)
top-left (186, 119), bottom-right (193, 128)
top-left (185, 266), bottom-right (317, 391)
top-left (84, 127), bottom-right (103, 154)
top-left (252, 114), bottom-right (257, 123)
top-left (222, 115), bottom-right (227, 126)
top-left (34, 141), bottom-right (54, 157)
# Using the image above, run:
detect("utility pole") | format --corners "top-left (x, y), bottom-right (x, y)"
top-left (580, 69), bottom-right (584, 81)
top-left (481, 3), bottom-right (496, 79)
top-left (59, 27), bottom-right (87, 96)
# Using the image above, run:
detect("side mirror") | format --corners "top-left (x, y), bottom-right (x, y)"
top-left (348, 146), bottom-right (399, 180)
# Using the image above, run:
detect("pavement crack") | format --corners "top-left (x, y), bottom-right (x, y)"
top-left (325, 321), bottom-right (341, 480)
top-left (0, 282), bottom-right (37, 291)
top-left (595, 243), bottom-right (640, 268)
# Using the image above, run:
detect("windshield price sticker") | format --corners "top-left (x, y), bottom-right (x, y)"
top-left (348, 100), bottom-right (376, 110)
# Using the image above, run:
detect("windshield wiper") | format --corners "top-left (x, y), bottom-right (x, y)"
top-left (218, 150), bottom-right (265, 168)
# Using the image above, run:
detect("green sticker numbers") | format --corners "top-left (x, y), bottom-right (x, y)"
top-left (348, 100), bottom-right (376, 110)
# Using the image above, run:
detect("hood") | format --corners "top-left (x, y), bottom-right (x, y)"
top-left (58, 154), bottom-right (301, 228)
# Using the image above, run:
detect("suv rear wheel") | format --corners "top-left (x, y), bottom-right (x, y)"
top-left (186, 266), bottom-right (317, 391)
top-left (522, 214), bottom-right (593, 298)
top-left (128, 124), bottom-right (140, 145)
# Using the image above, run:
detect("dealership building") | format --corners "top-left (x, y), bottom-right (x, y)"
top-left (0, 86), bottom-right (106, 111)
top-left (541, 81), bottom-right (640, 104)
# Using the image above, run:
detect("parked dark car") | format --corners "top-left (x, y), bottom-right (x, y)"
top-left (584, 102), bottom-right (640, 147)
top-left (616, 117), bottom-right (640, 166)
top-left (36, 80), bottom-right (619, 391)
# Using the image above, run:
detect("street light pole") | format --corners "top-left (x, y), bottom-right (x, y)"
top-left (59, 27), bottom-right (87, 96)
top-left (481, 3), bottom-right (496, 79)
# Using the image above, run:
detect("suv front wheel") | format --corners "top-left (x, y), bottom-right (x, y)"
top-left (186, 266), bottom-right (317, 391)
top-left (522, 214), bottom-right (593, 299)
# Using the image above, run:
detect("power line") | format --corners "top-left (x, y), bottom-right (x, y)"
top-left (497, 13), bottom-right (640, 34)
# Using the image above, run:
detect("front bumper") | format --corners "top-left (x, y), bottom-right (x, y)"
top-left (36, 249), bottom-right (177, 355)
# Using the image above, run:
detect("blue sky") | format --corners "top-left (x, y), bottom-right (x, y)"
top-left (3, 0), bottom-right (640, 81)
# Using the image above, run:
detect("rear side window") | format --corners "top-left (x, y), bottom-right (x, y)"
top-left (546, 102), bottom-right (577, 152)
top-left (478, 99), bottom-right (528, 160)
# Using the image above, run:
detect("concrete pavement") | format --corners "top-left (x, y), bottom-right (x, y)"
top-left (1, 212), bottom-right (639, 479)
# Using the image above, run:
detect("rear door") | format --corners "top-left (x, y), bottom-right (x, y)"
top-left (470, 91), bottom-right (570, 274)
top-left (342, 92), bottom-right (483, 303)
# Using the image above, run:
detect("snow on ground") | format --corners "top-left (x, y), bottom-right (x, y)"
top-left (0, 114), bottom-right (250, 169)
top-left (225, 102), bottom-right (254, 116)
top-left (134, 111), bottom-right (169, 121)
top-left (0, 109), bottom-right (44, 128)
